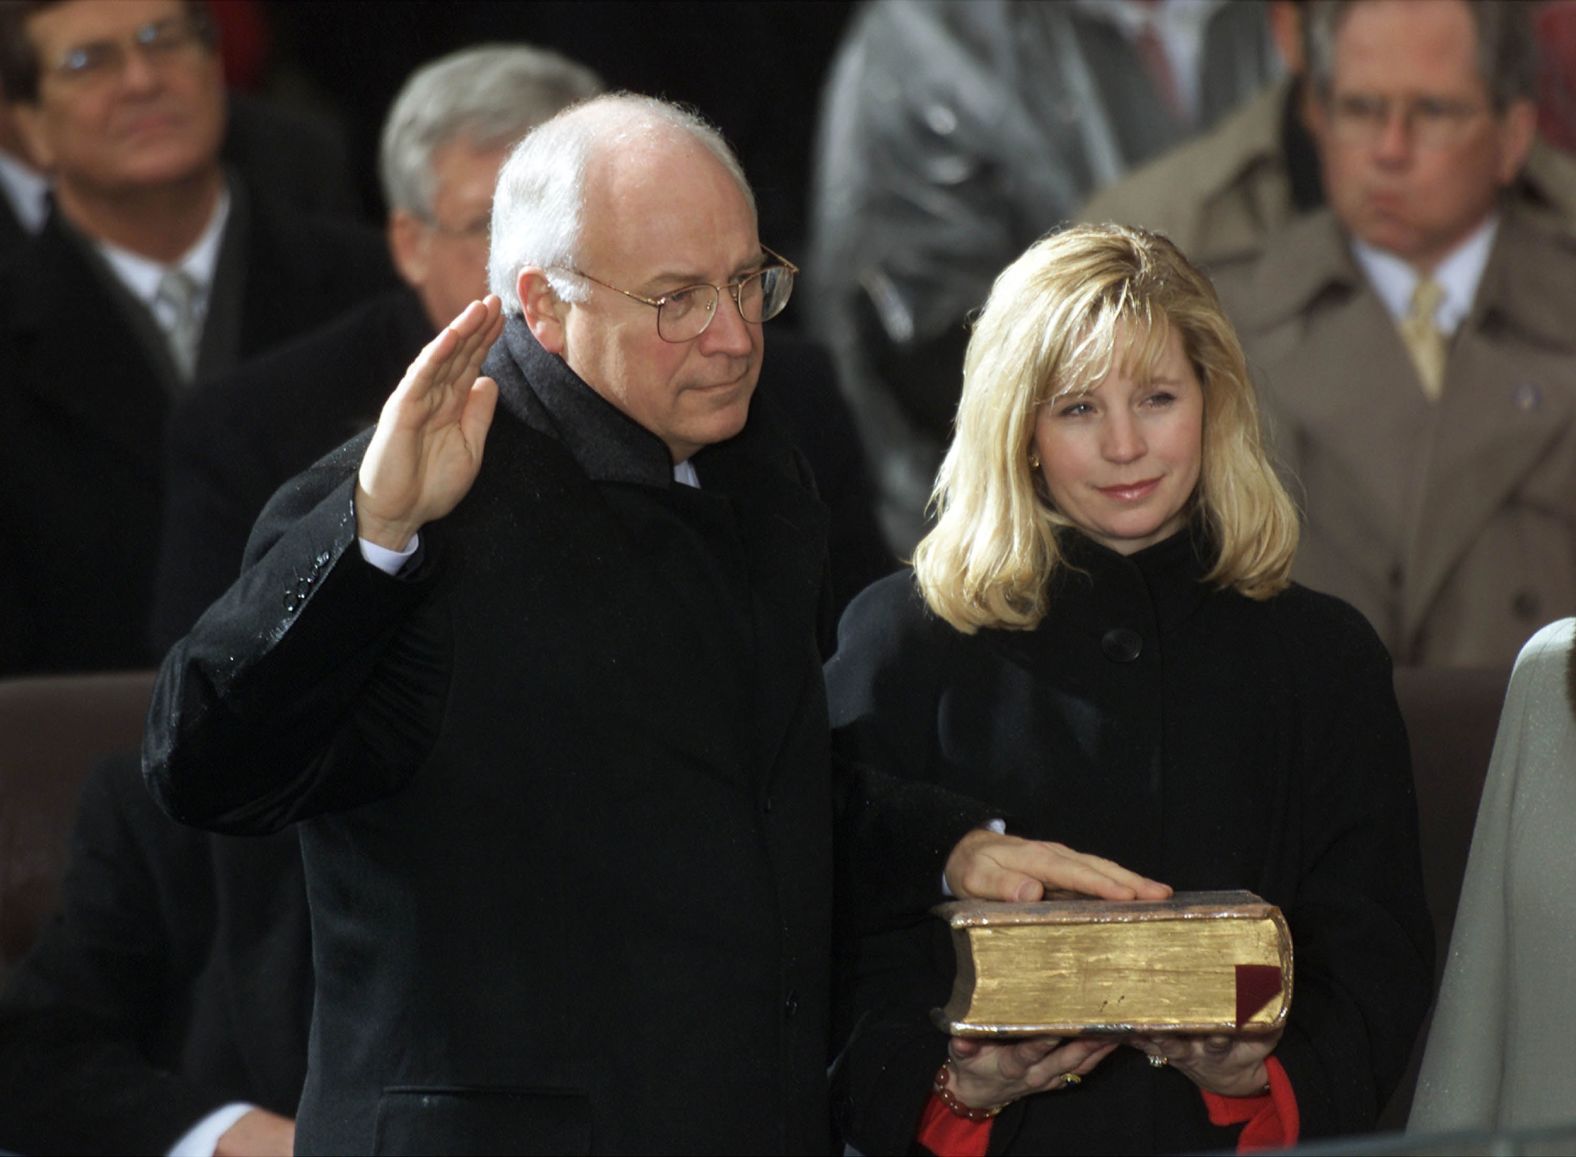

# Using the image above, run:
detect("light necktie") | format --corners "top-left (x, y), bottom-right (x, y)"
top-left (1399, 277), bottom-right (1447, 402)
top-left (155, 268), bottom-right (202, 383)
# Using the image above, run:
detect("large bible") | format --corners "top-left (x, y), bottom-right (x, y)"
top-left (933, 890), bottom-right (1292, 1037)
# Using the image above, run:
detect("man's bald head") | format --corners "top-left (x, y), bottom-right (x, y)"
top-left (486, 93), bottom-right (755, 318)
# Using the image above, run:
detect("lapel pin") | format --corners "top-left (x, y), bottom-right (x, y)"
top-left (1512, 382), bottom-right (1542, 412)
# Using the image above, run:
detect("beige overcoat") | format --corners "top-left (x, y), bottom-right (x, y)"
top-left (1078, 77), bottom-right (1294, 278)
top-left (1219, 203), bottom-right (1576, 667)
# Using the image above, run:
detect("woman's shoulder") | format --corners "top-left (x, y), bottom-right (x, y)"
top-left (1242, 581), bottom-right (1394, 672)
top-left (834, 568), bottom-right (937, 650)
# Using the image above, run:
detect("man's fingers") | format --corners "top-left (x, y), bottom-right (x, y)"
top-left (395, 297), bottom-right (502, 415)
top-left (459, 377), bottom-right (500, 451)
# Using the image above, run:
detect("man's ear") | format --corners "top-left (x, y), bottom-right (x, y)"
top-left (388, 210), bottom-right (429, 290)
top-left (1496, 98), bottom-right (1537, 187)
top-left (519, 269), bottom-right (568, 354)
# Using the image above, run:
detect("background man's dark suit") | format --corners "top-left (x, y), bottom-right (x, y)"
top-left (0, 752), bottom-right (310, 1154)
top-left (151, 288), bottom-right (893, 652)
top-left (0, 186), bottom-right (21, 257)
top-left (146, 321), bottom-right (980, 1153)
top-left (0, 180), bottom-right (395, 676)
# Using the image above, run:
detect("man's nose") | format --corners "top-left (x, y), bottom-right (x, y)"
top-left (699, 287), bottom-right (755, 356)
top-left (118, 46), bottom-right (163, 93)
top-left (1373, 104), bottom-right (1414, 164)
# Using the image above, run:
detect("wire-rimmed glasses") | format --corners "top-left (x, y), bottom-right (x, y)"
top-left (559, 246), bottom-right (798, 343)
top-left (1326, 92), bottom-right (1489, 149)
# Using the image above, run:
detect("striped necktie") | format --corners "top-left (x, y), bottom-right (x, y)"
top-left (156, 268), bottom-right (202, 383)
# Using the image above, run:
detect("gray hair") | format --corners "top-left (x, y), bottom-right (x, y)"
top-left (378, 43), bottom-right (604, 220)
top-left (1307, 0), bottom-right (1537, 110)
top-left (486, 92), bottom-right (755, 316)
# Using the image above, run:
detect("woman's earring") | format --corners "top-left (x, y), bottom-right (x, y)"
top-left (1027, 449), bottom-right (1041, 470)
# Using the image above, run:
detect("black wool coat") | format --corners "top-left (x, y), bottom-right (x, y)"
top-left (145, 320), bottom-right (983, 1155)
top-left (0, 181), bottom-right (394, 677)
top-left (824, 529), bottom-right (1434, 1155)
top-left (0, 752), bottom-right (309, 1154)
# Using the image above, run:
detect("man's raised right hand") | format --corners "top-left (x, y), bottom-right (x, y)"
top-left (355, 296), bottom-right (505, 550)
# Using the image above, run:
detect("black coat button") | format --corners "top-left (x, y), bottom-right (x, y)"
top-left (783, 991), bottom-right (799, 1018)
top-left (1513, 590), bottom-right (1541, 620)
top-left (1101, 628), bottom-right (1143, 663)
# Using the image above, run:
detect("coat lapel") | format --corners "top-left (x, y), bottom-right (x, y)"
top-left (6, 218), bottom-right (173, 470)
top-left (1400, 211), bottom-right (1576, 647)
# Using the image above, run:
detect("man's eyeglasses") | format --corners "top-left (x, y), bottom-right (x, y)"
top-left (1327, 92), bottom-right (1489, 149)
top-left (559, 247), bottom-right (799, 343)
top-left (49, 14), bottom-right (212, 87)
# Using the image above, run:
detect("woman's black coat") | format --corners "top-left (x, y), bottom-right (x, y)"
top-left (825, 529), bottom-right (1433, 1154)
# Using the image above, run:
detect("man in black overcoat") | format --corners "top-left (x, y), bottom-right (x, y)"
top-left (144, 93), bottom-right (1160, 1153)
top-left (149, 46), bottom-right (890, 655)
top-left (0, 0), bottom-right (394, 676)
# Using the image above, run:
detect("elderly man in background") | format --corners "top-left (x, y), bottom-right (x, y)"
top-left (0, 0), bottom-right (393, 677)
top-left (145, 91), bottom-right (1164, 1153)
top-left (1219, 0), bottom-right (1576, 667)
top-left (0, 42), bottom-right (599, 1157)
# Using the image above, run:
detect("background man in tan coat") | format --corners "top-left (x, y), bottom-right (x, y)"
top-left (1079, 0), bottom-right (1576, 284)
top-left (1217, 0), bottom-right (1576, 667)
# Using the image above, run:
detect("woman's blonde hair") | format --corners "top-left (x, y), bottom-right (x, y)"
top-left (913, 223), bottom-right (1298, 633)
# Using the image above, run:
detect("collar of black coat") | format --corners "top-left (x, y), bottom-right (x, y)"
top-left (1048, 521), bottom-right (1214, 634)
top-left (488, 315), bottom-right (685, 488)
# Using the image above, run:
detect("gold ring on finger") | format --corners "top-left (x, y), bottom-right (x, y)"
top-left (1061, 1072), bottom-right (1083, 1088)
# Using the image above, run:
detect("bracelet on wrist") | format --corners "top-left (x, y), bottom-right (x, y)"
top-left (932, 1060), bottom-right (1006, 1121)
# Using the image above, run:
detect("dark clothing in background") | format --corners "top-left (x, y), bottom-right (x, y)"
top-left (152, 289), bottom-right (891, 652)
top-left (825, 530), bottom-right (1434, 1153)
top-left (145, 320), bottom-right (981, 1153)
top-left (0, 180), bottom-right (395, 677)
top-left (806, 0), bottom-right (1279, 553)
top-left (0, 752), bottom-right (310, 1155)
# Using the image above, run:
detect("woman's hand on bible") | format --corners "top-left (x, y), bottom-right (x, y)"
top-left (943, 829), bottom-right (1172, 903)
top-left (944, 1035), bottom-right (1117, 1109)
top-left (1129, 1029), bottom-right (1283, 1097)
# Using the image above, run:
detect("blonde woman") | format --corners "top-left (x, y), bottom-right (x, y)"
top-left (826, 225), bottom-right (1432, 1155)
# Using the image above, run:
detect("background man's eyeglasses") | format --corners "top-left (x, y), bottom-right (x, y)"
top-left (50, 14), bottom-right (212, 87)
top-left (1327, 93), bottom-right (1489, 149)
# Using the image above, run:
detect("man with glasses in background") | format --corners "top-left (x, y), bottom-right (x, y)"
top-left (144, 92), bottom-right (1156, 1153)
top-left (1218, 0), bottom-right (1576, 668)
top-left (0, 0), bottom-right (391, 677)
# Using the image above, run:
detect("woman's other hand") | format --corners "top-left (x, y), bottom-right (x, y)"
top-left (1129, 1029), bottom-right (1283, 1098)
top-left (943, 1035), bottom-right (1117, 1110)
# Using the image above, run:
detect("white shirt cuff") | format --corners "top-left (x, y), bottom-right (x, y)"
top-left (167, 1102), bottom-right (255, 1157)
top-left (359, 533), bottom-right (420, 575)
